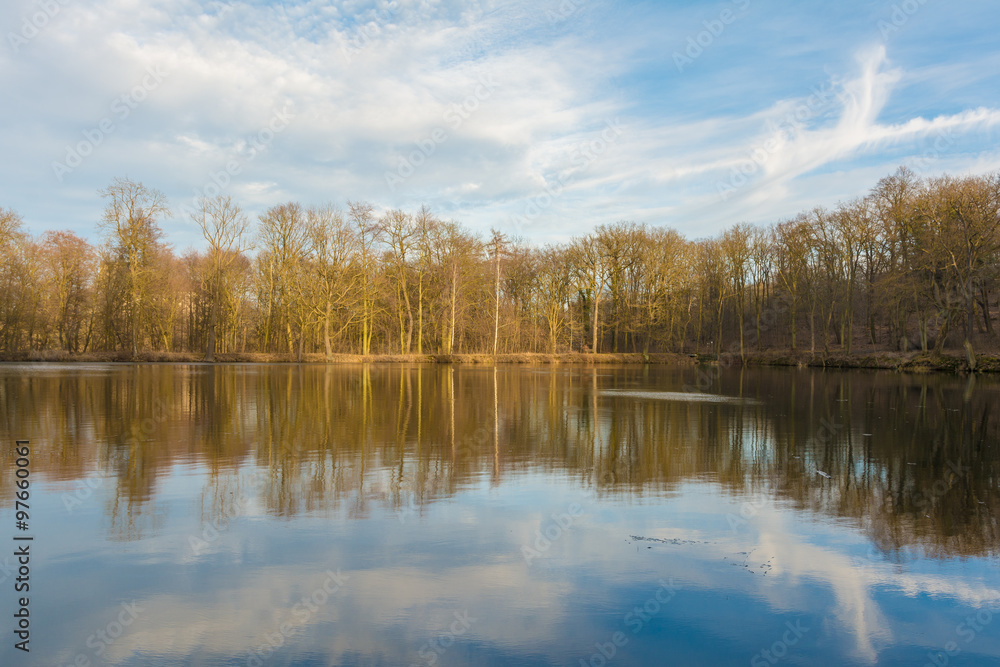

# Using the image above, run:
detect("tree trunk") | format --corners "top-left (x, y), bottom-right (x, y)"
top-left (324, 302), bottom-right (332, 360)
top-left (591, 289), bottom-right (600, 353)
top-left (449, 266), bottom-right (457, 354)
top-left (493, 257), bottom-right (500, 355)
top-left (417, 277), bottom-right (424, 354)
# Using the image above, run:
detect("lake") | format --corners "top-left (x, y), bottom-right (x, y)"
top-left (1, 363), bottom-right (998, 666)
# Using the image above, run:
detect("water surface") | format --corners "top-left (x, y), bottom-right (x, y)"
top-left (1, 363), bottom-right (998, 666)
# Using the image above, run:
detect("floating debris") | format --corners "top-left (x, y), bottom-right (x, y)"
top-left (729, 550), bottom-right (774, 575)
top-left (601, 390), bottom-right (761, 405)
top-left (630, 535), bottom-right (707, 545)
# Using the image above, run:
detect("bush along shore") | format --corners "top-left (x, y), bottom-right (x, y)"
top-left (725, 350), bottom-right (999, 373)
top-left (2, 349), bottom-right (998, 373)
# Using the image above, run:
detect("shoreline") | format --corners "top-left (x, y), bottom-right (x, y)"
top-left (2, 350), bottom-right (997, 373)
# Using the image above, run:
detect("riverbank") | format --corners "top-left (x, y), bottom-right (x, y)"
top-left (0, 350), bottom-right (698, 365)
top-left (734, 350), bottom-right (1000, 373)
top-left (3, 349), bottom-right (997, 372)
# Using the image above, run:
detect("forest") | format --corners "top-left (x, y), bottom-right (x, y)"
top-left (0, 166), bottom-right (998, 361)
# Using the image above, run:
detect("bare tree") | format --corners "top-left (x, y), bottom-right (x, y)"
top-left (193, 196), bottom-right (251, 360)
top-left (537, 247), bottom-right (573, 353)
top-left (378, 209), bottom-right (418, 353)
top-left (413, 206), bottom-right (437, 354)
top-left (256, 203), bottom-right (308, 355)
top-left (569, 235), bottom-right (604, 353)
top-left (97, 177), bottom-right (170, 355)
top-left (722, 223), bottom-right (752, 360)
top-left (306, 205), bottom-right (360, 358)
top-left (487, 229), bottom-right (509, 355)
top-left (41, 231), bottom-right (95, 352)
top-left (349, 201), bottom-right (378, 355)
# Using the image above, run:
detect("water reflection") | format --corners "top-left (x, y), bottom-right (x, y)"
top-left (1, 364), bottom-right (999, 665)
top-left (4, 364), bottom-right (996, 558)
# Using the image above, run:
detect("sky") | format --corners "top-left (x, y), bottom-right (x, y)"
top-left (2, 0), bottom-right (1000, 251)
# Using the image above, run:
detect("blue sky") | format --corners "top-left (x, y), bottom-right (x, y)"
top-left (2, 0), bottom-right (999, 250)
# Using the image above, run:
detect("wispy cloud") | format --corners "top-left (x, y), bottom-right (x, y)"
top-left (1, 0), bottom-right (999, 246)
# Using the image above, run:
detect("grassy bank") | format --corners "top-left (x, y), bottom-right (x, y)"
top-left (736, 350), bottom-right (1000, 374)
top-left (0, 350), bottom-right (698, 366)
top-left (4, 349), bottom-right (997, 373)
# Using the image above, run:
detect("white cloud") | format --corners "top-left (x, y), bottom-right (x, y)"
top-left (1, 0), bottom-right (999, 247)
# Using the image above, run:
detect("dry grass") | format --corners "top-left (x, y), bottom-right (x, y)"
top-left (0, 350), bottom-right (698, 366)
top-left (216, 351), bottom-right (699, 365)
top-left (3, 349), bottom-right (995, 373)
top-left (3, 350), bottom-right (203, 363)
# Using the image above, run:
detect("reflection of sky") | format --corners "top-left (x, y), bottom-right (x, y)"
top-left (5, 467), bottom-right (1000, 666)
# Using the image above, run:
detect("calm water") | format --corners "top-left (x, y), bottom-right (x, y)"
top-left (1, 363), bottom-right (999, 666)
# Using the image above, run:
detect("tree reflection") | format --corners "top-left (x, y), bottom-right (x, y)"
top-left (1, 364), bottom-right (997, 557)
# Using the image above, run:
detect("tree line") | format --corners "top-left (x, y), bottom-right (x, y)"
top-left (1, 167), bottom-right (998, 359)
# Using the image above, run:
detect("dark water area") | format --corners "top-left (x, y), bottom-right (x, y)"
top-left (1, 363), bottom-right (998, 666)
